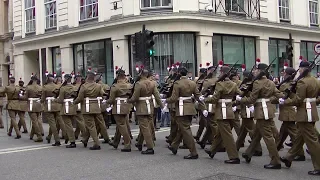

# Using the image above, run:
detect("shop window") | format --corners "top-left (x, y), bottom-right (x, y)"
top-left (52, 47), bottom-right (61, 75)
top-left (80, 0), bottom-right (98, 21)
top-left (300, 41), bottom-right (319, 75)
top-left (141, 0), bottom-right (172, 8)
top-left (268, 39), bottom-right (289, 77)
top-left (44, 0), bottom-right (57, 29)
top-left (25, 0), bottom-right (36, 33)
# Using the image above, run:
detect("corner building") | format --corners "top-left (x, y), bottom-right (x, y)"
top-left (12, 0), bottom-right (320, 85)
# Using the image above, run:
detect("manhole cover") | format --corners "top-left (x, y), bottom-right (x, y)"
top-left (199, 173), bottom-right (260, 180)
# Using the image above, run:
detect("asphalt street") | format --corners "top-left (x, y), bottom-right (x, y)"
top-left (0, 112), bottom-right (319, 180)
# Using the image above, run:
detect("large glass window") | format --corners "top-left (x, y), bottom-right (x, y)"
top-left (309, 0), bottom-right (319, 26)
top-left (25, 0), bottom-right (36, 33)
top-left (212, 35), bottom-right (256, 71)
top-left (80, 0), bottom-right (98, 21)
top-left (141, 0), bottom-right (172, 8)
top-left (225, 0), bottom-right (245, 13)
top-left (73, 40), bottom-right (114, 85)
top-left (279, 0), bottom-right (290, 21)
top-left (300, 41), bottom-right (319, 75)
top-left (268, 39), bottom-right (289, 76)
top-left (52, 47), bottom-right (61, 76)
top-left (130, 33), bottom-right (196, 81)
top-left (44, 0), bottom-right (57, 29)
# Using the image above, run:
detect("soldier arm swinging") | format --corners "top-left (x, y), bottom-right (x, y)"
top-left (56, 87), bottom-right (65, 104)
top-left (240, 81), bottom-right (260, 105)
top-left (166, 82), bottom-right (179, 104)
top-left (204, 82), bottom-right (223, 104)
top-left (73, 85), bottom-right (85, 104)
top-left (153, 85), bottom-right (164, 109)
top-left (284, 81), bottom-right (305, 106)
top-left (106, 85), bottom-right (116, 104)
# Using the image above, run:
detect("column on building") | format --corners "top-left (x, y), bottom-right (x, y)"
top-left (256, 36), bottom-right (269, 64)
top-left (112, 37), bottom-right (129, 76)
top-left (293, 39), bottom-right (301, 69)
top-left (46, 48), bottom-right (53, 73)
top-left (196, 33), bottom-right (213, 74)
top-left (35, 0), bottom-right (45, 35)
top-left (13, 53), bottom-right (25, 82)
top-left (60, 44), bottom-right (73, 76)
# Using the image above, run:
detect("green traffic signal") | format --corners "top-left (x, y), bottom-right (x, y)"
top-left (149, 49), bottom-right (155, 56)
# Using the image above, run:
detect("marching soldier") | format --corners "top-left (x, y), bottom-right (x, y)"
top-left (0, 75), bottom-right (21, 138)
top-left (203, 66), bottom-right (240, 164)
top-left (128, 66), bottom-right (163, 154)
top-left (106, 68), bottom-right (132, 152)
top-left (73, 73), bottom-right (86, 140)
top-left (73, 69), bottom-right (110, 150)
top-left (0, 89), bottom-right (4, 129)
top-left (17, 78), bottom-right (28, 133)
top-left (96, 73), bottom-right (111, 132)
top-left (42, 73), bottom-right (63, 146)
top-left (236, 63), bottom-right (283, 169)
top-left (279, 61), bottom-right (320, 176)
top-left (20, 74), bottom-right (43, 142)
top-left (166, 65), bottom-right (206, 159)
top-left (230, 70), bottom-right (241, 136)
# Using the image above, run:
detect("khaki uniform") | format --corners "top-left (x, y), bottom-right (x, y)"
top-left (166, 79), bottom-right (178, 143)
top-left (150, 79), bottom-right (160, 139)
top-left (198, 76), bottom-right (218, 146)
top-left (205, 79), bottom-right (240, 159)
top-left (0, 85), bottom-right (21, 136)
top-left (106, 79), bottom-right (132, 149)
top-left (231, 79), bottom-right (241, 136)
top-left (0, 93), bottom-right (4, 128)
top-left (42, 82), bottom-right (64, 143)
top-left (73, 83), bottom-right (87, 139)
top-left (195, 77), bottom-right (206, 140)
top-left (283, 75), bottom-right (320, 171)
top-left (17, 86), bottom-right (28, 132)
top-left (97, 82), bottom-right (110, 134)
top-left (21, 83), bottom-right (43, 141)
top-left (236, 82), bottom-right (262, 152)
top-left (128, 76), bottom-right (163, 150)
top-left (74, 82), bottom-right (110, 147)
top-left (167, 76), bottom-right (205, 156)
top-left (240, 77), bottom-right (283, 165)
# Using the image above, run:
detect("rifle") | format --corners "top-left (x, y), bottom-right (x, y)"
top-left (276, 68), bottom-right (299, 90)
top-left (53, 72), bottom-right (72, 98)
top-left (284, 54), bottom-right (320, 98)
top-left (27, 73), bottom-right (38, 86)
top-left (239, 65), bottom-right (255, 90)
top-left (204, 60), bottom-right (239, 97)
top-left (198, 65), bottom-right (219, 91)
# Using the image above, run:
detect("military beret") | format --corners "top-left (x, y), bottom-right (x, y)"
top-left (178, 66), bottom-right (188, 72)
top-left (86, 71), bottom-right (95, 76)
top-left (207, 66), bottom-right (215, 71)
top-left (284, 67), bottom-right (296, 75)
top-left (9, 76), bottom-right (15, 80)
top-left (220, 66), bottom-right (231, 73)
top-left (199, 68), bottom-right (207, 73)
top-left (299, 61), bottom-right (310, 68)
top-left (19, 78), bottom-right (24, 83)
top-left (242, 70), bottom-right (251, 78)
top-left (75, 74), bottom-right (82, 78)
top-left (64, 74), bottom-right (72, 79)
top-left (257, 63), bottom-right (268, 70)
top-left (47, 73), bottom-right (54, 78)
top-left (116, 69), bottom-right (125, 75)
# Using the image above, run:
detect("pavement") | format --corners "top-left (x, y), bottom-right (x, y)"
top-left (0, 112), bottom-right (319, 180)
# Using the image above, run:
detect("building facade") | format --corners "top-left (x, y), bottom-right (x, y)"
top-left (0, 0), bottom-right (13, 86)
top-left (11, 0), bottom-right (320, 84)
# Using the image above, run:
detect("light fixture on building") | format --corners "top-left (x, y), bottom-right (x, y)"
top-left (111, 0), bottom-right (122, 10)
top-left (116, 45), bottom-right (120, 49)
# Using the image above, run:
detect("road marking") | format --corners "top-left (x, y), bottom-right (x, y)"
top-left (0, 125), bottom-right (198, 155)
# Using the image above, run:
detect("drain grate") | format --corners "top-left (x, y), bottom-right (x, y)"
top-left (198, 173), bottom-right (260, 180)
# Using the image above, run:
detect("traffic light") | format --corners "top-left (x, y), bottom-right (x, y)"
top-left (144, 29), bottom-right (155, 57)
top-left (286, 33), bottom-right (293, 61)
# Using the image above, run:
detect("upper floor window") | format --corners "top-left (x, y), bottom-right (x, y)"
top-left (309, 0), bottom-right (319, 25)
top-left (279, 0), bottom-right (290, 21)
top-left (44, 0), bottom-right (57, 29)
top-left (141, 0), bottom-right (172, 8)
top-left (225, 0), bottom-right (245, 13)
top-left (25, 0), bottom-right (36, 33)
top-left (80, 0), bottom-right (98, 21)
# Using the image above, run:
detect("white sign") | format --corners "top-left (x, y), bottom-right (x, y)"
top-left (314, 43), bottom-right (320, 55)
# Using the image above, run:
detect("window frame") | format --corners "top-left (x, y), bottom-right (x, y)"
top-left (44, 0), bottom-right (57, 30)
top-left (25, 0), bottom-right (36, 34)
top-left (309, 0), bottom-right (319, 26)
top-left (140, 0), bottom-right (173, 10)
top-left (279, 0), bottom-right (290, 21)
top-left (79, 0), bottom-right (99, 22)
top-left (225, 0), bottom-right (246, 14)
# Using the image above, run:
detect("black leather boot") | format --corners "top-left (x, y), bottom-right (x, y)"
top-left (141, 148), bottom-right (154, 155)
top-left (225, 158), bottom-right (240, 164)
top-left (66, 142), bottom-right (76, 148)
top-left (52, 142), bottom-right (61, 146)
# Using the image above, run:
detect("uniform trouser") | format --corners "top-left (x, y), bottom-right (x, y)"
top-left (82, 114), bottom-right (109, 146)
top-left (209, 119), bottom-right (239, 159)
top-left (245, 119), bottom-right (280, 165)
top-left (61, 115), bottom-right (76, 143)
top-left (97, 112), bottom-right (109, 135)
top-left (171, 116), bottom-right (197, 156)
top-left (195, 113), bottom-right (207, 139)
top-left (236, 118), bottom-right (262, 152)
top-left (231, 110), bottom-right (241, 136)
top-left (113, 114), bottom-right (131, 149)
top-left (126, 116), bottom-right (132, 137)
top-left (73, 112), bottom-right (86, 138)
top-left (45, 112), bottom-right (60, 142)
top-left (271, 120), bottom-right (280, 145)
top-left (199, 113), bottom-right (217, 144)
top-left (168, 110), bottom-right (178, 142)
top-left (8, 110), bottom-right (21, 136)
top-left (38, 113), bottom-right (44, 135)
top-left (285, 122), bottom-right (320, 170)
top-left (0, 106), bottom-right (3, 127)
top-left (9, 111), bottom-right (28, 132)
top-left (48, 113), bottom-right (67, 138)
top-left (277, 121), bottom-right (298, 149)
top-left (28, 112), bottom-right (42, 140)
top-left (137, 115), bottom-right (154, 149)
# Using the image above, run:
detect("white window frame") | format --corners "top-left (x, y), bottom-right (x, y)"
top-left (225, 0), bottom-right (245, 13)
top-left (44, 0), bottom-right (57, 29)
top-left (25, 0), bottom-right (36, 33)
top-left (309, 0), bottom-right (319, 25)
top-left (279, 0), bottom-right (290, 21)
top-left (79, 0), bottom-right (99, 21)
top-left (141, 0), bottom-right (172, 9)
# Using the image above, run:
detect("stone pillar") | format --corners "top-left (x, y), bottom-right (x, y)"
top-left (46, 47), bottom-right (53, 72)
top-left (35, 0), bottom-right (45, 35)
top-left (38, 49), bottom-right (43, 84)
top-left (196, 33), bottom-right (213, 75)
top-left (293, 39), bottom-right (301, 69)
top-left (60, 44), bottom-right (73, 74)
top-left (256, 37), bottom-right (269, 64)
top-left (13, 53), bottom-right (25, 83)
top-left (112, 37), bottom-right (129, 77)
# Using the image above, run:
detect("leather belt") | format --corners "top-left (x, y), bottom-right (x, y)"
top-left (152, 95), bottom-right (157, 107)
top-left (218, 99), bottom-right (232, 119)
top-left (63, 99), bottom-right (73, 114)
top-left (303, 98), bottom-right (316, 122)
top-left (115, 97), bottom-right (127, 114)
top-left (208, 95), bottom-right (213, 113)
top-left (46, 97), bottom-right (55, 111)
top-left (256, 98), bottom-right (270, 120)
top-left (245, 106), bottom-right (251, 118)
top-left (139, 96), bottom-right (152, 114)
top-left (85, 97), bottom-right (101, 113)
top-left (179, 97), bottom-right (192, 116)
top-left (28, 98), bottom-right (40, 111)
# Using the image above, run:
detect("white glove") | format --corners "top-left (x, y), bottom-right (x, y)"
top-left (202, 110), bottom-right (208, 117)
top-left (249, 106), bottom-right (254, 113)
top-left (106, 107), bottom-right (112, 112)
top-left (199, 95), bottom-right (205, 102)
top-left (102, 100), bottom-right (107, 104)
top-left (36, 100), bottom-right (41, 103)
top-left (279, 98), bottom-right (285, 105)
top-left (232, 106), bottom-right (237, 112)
top-left (19, 93), bottom-right (23, 97)
top-left (236, 95), bottom-right (242, 101)
top-left (134, 106), bottom-right (136, 111)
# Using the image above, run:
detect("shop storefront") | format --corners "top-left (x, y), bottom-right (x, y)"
top-left (300, 41), bottom-right (319, 75)
top-left (268, 39), bottom-right (289, 76)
